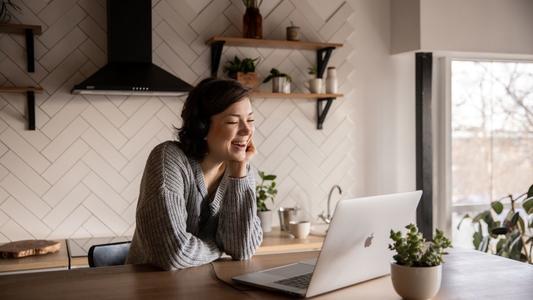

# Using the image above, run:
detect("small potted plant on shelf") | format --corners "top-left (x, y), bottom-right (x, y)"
top-left (223, 56), bottom-right (260, 90)
top-left (262, 68), bottom-right (291, 93)
top-left (0, 0), bottom-right (21, 23)
top-left (307, 65), bottom-right (323, 93)
top-left (256, 170), bottom-right (278, 233)
top-left (389, 224), bottom-right (452, 300)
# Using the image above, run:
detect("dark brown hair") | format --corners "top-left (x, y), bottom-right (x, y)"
top-left (177, 78), bottom-right (250, 160)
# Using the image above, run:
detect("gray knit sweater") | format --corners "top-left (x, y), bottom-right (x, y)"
top-left (126, 141), bottom-right (263, 270)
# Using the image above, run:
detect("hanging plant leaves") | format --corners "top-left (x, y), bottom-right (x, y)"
top-left (523, 197), bottom-right (533, 215)
top-left (490, 201), bottom-right (504, 214)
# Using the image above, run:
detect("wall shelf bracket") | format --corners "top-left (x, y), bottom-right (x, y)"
top-left (210, 41), bottom-right (225, 77)
top-left (316, 97), bottom-right (334, 129)
top-left (25, 29), bottom-right (35, 72)
top-left (316, 47), bottom-right (334, 78)
top-left (27, 91), bottom-right (36, 130)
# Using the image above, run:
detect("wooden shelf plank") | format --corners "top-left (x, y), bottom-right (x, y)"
top-left (0, 86), bottom-right (44, 93)
top-left (206, 36), bottom-right (342, 50)
top-left (0, 23), bottom-right (42, 35)
top-left (251, 91), bottom-right (342, 99)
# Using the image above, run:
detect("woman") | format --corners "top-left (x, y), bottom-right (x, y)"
top-left (126, 78), bottom-right (263, 270)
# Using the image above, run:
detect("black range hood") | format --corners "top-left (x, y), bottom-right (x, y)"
top-left (72, 0), bottom-right (193, 96)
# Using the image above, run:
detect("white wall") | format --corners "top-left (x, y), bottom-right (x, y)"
top-left (0, 0), bottom-right (415, 241)
top-left (392, 0), bottom-right (533, 55)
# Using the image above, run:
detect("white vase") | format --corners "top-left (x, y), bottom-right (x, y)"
top-left (257, 210), bottom-right (272, 232)
top-left (326, 67), bottom-right (337, 93)
top-left (390, 263), bottom-right (442, 300)
top-left (272, 77), bottom-right (287, 93)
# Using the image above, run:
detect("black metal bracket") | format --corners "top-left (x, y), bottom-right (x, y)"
top-left (316, 47), bottom-right (334, 78)
top-left (27, 91), bottom-right (35, 130)
top-left (316, 97), bottom-right (334, 130)
top-left (210, 41), bottom-right (225, 78)
top-left (25, 29), bottom-right (35, 72)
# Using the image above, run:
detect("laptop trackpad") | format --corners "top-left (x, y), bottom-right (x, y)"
top-left (263, 263), bottom-right (315, 278)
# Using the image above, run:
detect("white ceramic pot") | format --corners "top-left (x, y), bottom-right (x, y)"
top-left (272, 77), bottom-right (287, 93)
top-left (257, 210), bottom-right (272, 233)
top-left (390, 263), bottom-right (442, 300)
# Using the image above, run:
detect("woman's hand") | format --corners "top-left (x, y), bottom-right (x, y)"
top-left (228, 138), bottom-right (256, 178)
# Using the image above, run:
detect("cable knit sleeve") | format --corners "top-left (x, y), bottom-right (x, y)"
top-left (127, 142), bottom-right (223, 270)
top-left (216, 168), bottom-right (263, 260)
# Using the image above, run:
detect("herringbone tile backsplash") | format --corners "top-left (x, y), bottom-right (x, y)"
top-left (0, 0), bottom-right (358, 241)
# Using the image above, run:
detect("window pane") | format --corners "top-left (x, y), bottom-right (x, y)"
top-left (450, 60), bottom-right (533, 248)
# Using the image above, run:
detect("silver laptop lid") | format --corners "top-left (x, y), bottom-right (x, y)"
top-left (305, 191), bottom-right (422, 297)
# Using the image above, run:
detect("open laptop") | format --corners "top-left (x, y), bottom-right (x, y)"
top-left (233, 191), bottom-right (422, 298)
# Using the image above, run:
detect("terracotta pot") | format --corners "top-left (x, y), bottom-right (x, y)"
top-left (390, 263), bottom-right (442, 300)
top-left (237, 72), bottom-right (259, 90)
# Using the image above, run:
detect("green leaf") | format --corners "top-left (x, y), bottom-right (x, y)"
top-left (518, 217), bottom-right (525, 234)
top-left (527, 184), bottom-right (533, 199)
top-left (523, 197), bottom-right (533, 215)
top-left (496, 239), bottom-right (506, 253)
top-left (509, 212), bottom-right (520, 227)
top-left (457, 214), bottom-right (470, 230)
top-left (473, 231), bottom-right (482, 249)
top-left (491, 227), bottom-right (508, 235)
top-left (491, 201), bottom-right (504, 214)
top-left (263, 175), bottom-right (276, 180)
top-left (472, 211), bottom-right (490, 223)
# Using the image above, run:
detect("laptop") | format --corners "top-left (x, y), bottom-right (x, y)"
top-left (233, 191), bottom-right (422, 298)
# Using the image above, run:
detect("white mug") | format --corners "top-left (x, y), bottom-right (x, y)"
top-left (306, 78), bottom-right (323, 94)
top-left (289, 221), bottom-right (311, 239)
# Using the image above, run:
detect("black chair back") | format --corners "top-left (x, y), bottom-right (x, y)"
top-left (88, 241), bottom-right (131, 267)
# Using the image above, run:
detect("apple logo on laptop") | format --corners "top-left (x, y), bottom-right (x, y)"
top-left (364, 233), bottom-right (374, 248)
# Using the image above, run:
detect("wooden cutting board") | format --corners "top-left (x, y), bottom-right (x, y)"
top-left (0, 240), bottom-right (61, 259)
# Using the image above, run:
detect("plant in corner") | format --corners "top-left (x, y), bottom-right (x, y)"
top-left (256, 170), bottom-right (277, 233)
top-left (223, 56), bottom-right (260, 90)
top-left (262, 68), bottom-right (292, 93)
top-left (0, 0), bottom-right (21, 24)
top-left (389, 224), bottom-right (452, 300)
top-left (458, 183), bottom-right (533, 264)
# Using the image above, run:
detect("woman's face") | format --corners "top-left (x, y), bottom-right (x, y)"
top-left (205, 98), bottom-right (254, 162)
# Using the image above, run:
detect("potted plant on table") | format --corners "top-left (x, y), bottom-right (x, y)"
top-left (389, 224), bottom-right (452, 300)
top-left (263, 68), bottom-right (292, 93)
top-left (223, 56), bottom-right (260, 90)
top-left (256, 171), bottom-right (277, 233)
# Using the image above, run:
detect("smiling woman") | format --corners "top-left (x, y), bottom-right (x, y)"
top-left (126, 78), bottom-right (263, 270)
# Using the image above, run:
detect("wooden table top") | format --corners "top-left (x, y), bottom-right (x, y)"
top-left (0, 248), bottom-right (531, 299)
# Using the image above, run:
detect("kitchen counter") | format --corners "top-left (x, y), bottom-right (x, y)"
top-left (1, 227), bottom-right (324, 272)
top-left (0, 240), bottom-right (69, 274)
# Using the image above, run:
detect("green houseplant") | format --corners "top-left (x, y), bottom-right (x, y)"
top-left (389, 224), bottom-right (452, 300)
top-left (262, 68), bottom-right (291, 93)
top-left (306, 65), bottom-right (323, 93)
top-left (223, 56), bottom-right (260, 89)
top-left (256, 170), bottom-right (277, 233)
top-left (458, 183), bottom-right (533, 264)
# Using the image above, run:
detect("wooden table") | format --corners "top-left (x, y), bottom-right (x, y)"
top-left (0, 248), bottom-right (531, 299)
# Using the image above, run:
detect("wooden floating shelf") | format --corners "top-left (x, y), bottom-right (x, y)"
top-left (206, 36), bottom-right (343, 50)
top-left (0, 86), bottom-right (44, 93)
top-left (0, 23), bottom-right (42, 35)
top-left (251, 92), bottom-right (343, 99)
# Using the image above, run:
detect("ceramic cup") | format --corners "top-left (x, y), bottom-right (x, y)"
top-left (289, 221), bottom-right (311, 239)
top-left (306, 78), bottom-right (323, 93)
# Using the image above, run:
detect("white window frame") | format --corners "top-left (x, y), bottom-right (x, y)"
top-left (433, 53), bottom-right (533, 238)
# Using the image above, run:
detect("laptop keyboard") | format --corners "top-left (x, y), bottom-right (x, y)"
top-left (274, 272), bottom-right (312, 289)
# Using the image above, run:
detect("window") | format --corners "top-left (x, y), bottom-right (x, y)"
top-left (450, 60), bottom-right (533, 247)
